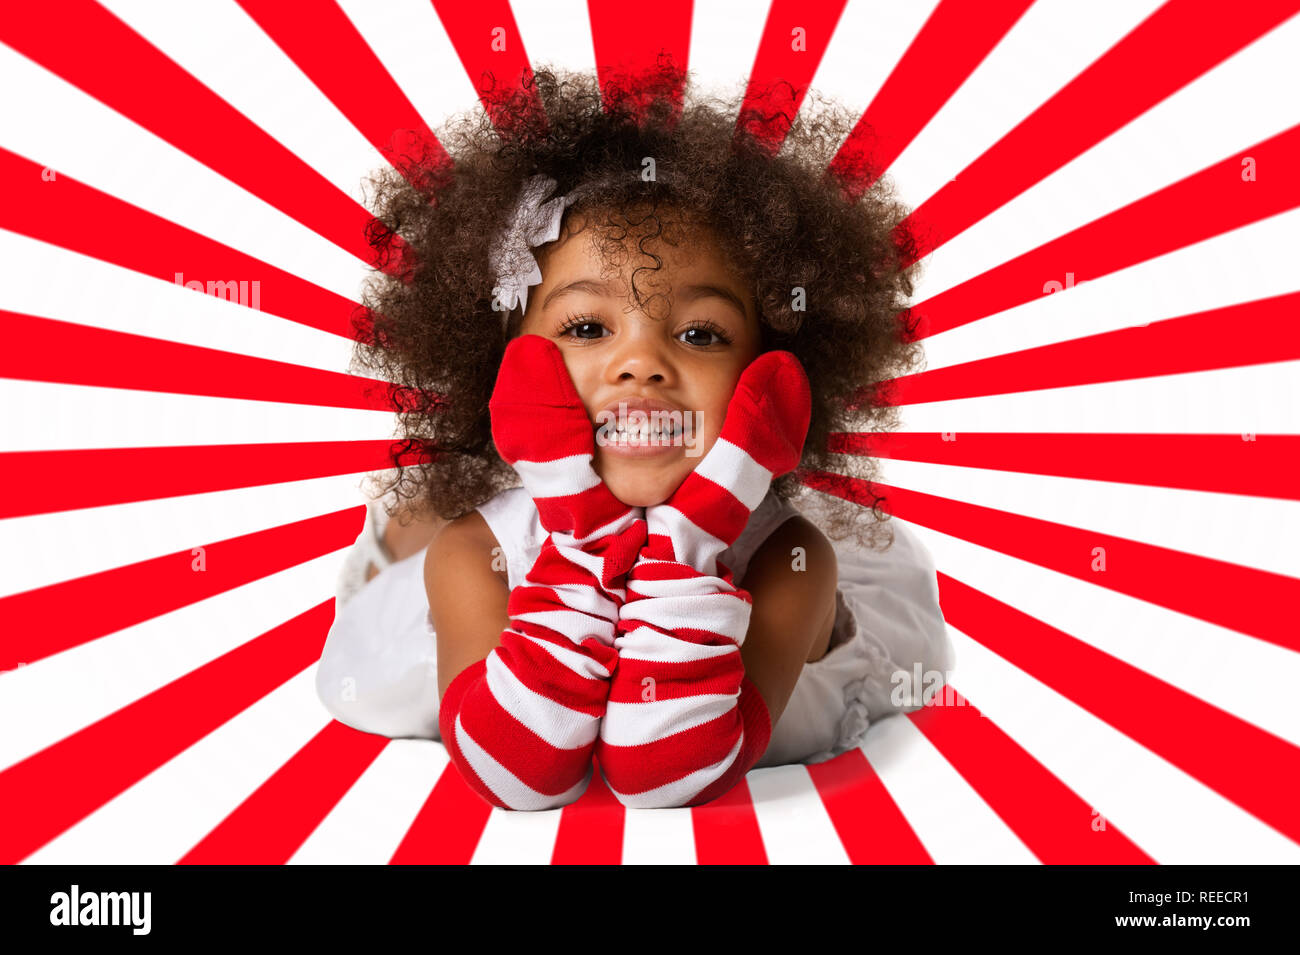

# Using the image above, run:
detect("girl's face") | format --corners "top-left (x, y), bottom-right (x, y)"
top-left (515, 208), bottom-right (763, 508)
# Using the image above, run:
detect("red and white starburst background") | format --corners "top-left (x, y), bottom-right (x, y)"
top-left (1, 0), bottom-right (1297, 865)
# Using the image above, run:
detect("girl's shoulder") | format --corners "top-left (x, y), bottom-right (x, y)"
top-left (474, 485), bottom-right (804, 589)
top-left (474, 487), bottom-right (543, 587)
top-left (717, 489), bottom-right (805, 583)
top-left (426, 496), bottom-right (517, 589)
top-left (472, 485), bottom-right (895, 589)
top-left (476, 485), bottom-right (534, 527)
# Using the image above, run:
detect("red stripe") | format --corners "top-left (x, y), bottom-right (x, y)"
top-left (0, 150), bottom-right (364, 340)
top-left (904, 122), bottom-right (1300, 340)
top-left (908, 688), bottom-right (1156, 863)
top-left (692, 779), bottom-right (768, 864)
top-left (582, 519), bottom-right (651, 590)
top-left (520, 531), bottom-right (644, 601)
top-left (800, 471), bottom-right (1300, 653)
top-left (0, 601), bottom-right (332, 864)
top-left (937, 574), bottom-right (1300, 848)
top-left (493, 625), bottom-right (615, 716)
top-left (0, 312), bottom-right (436, 416)
top-left (638, 531), bottom-right (677, 564)
top-left (587, 0), bottom-right (691, 124)
top-left (683, 677), bottom-right (771, 807)
top-left (657, 473), bottom-right (750, 549)
top-left (534, 481), bottom-right (639, 540)
top-left (627, 555), bottom-right (703, 582)
top-left (734, 0), bottom-right (849, 154)
top-left (855, 290), bottom-right (1300, 409)
top-left (552, 760), bottom-right (625, 865)
top-left (605, 653), bottom-right (743, 703)
top-left (807, 750), bottom-right (935, 864)
top-left (508, 546), bottom-right (604, 590)
top-left (0, 441), bottom-right (430, 519)
top-left (452, 661), bottom-right (600, 796)
top-left (178, 720), bottom-right (389, 864)
top-left (616, 619), bottom-right (750, 652)
top-left (436, 660), bottom-right (510, 809)
top-left (236, 0), bottom-right (451, 191)
top-left (625, 555), bottom-right (746, 591)
top-left (430, 0), bottom-right (546, 134)
top-left (620, 616), bottom-right (751, 644)
top-left (389, 762), bottom-right (494, 864)
top-left (508, 541), bottom-right (624, 605)
top-left (829, 0), bottom-right (1032, 200)
top-left (900, 0), bottom-right (1300, 260)
top-left (599, 703), bottom-right (746, 796)
top-left (0, 507), bottom-right (363, 670)
top-left (829, 432), bottom-right (1300, 502)
top-left (626, 557), bottom-right (747, 590)
top-left (0, 2), bottom-right (402, 272)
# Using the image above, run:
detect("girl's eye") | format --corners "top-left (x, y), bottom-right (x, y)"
top-left (679, 322), bottom-right (734, 347)
top-left (555, 315), bottom-right (734, 347)
top-left (556, 315), bottom-right (608, 340)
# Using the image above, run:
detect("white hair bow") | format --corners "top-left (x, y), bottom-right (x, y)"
top-left (489, 173), bottom-right (593, 323)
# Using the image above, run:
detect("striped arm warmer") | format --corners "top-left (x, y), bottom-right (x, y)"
top-left (594, 351), bottom-right (812, 808)
top-left (439, 335), bottom-right (646, 810)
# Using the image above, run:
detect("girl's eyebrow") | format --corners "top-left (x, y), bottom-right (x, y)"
top-left (675, 283), bottom-right (749, 321)
top-left (542, 277), bottom-right (616, 309)
top-left (542, 276), bottom-right (749, 321)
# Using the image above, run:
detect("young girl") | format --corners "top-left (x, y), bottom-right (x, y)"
top-left (316, 63), bottom-right (953, 810)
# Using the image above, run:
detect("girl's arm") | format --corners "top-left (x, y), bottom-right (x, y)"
top-left (424, 512), bottom-right (510, 705)
top-left (594, 351), bottom-right (814, 807)
top-left (425, 509), bottom-right (838, 737)
top-left (735, 514), bottom-right (840, 730)
top-left (594, 511), bottom-right (837, 808)
top-left (427, 335), bottom-right (647, 811)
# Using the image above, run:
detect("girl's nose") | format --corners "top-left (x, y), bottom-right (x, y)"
top-left (608, 321), bottom-right (672, 383)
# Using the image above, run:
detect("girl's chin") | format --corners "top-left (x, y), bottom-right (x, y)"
top-left (598, 468), bottom-right (679, 509)
top-left (594, 443), bottom-right (709, 508)
top-left (618, 493), bottom-right (669, 509)
top-left (604, 482), bottom-right (671, 509)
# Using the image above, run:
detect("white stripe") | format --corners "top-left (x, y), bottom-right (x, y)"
top-left (627, 567), bottom-right (742, 599)
top-left (484, 651), bottom-right (601, 749)
top-left (517, 632), bottom-right (617, 679)
top-left (510, 455), bottom-right (601, 499)
top-left (644, 505), bottom-right (728, 575)
top-left (691, 438), bottom-right (772, 511)
top-left (0, 37), bottom-right (365, 299)
top-left (546, 547), bottom-right (635, 604)
top-left (602, 693), bottom-right (739, 746)
top-left (551, 506), bottom-right (644, 547)
top-left (515, 576), bottom-right (620, 621)
top-left (612, 626), bottom-right (743, 664)
top-left (453, 713), bottom-right (592, 811)
top-left (510, 608), bottom-right (614, 650)
top-left (603, 735), bottom-right (743, 809)
top-left (546, 544), bottom-right (609, 585)
top-left (620, 594), bottom-right (752, 644)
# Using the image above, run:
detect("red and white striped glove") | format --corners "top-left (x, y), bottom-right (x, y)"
top-left (438, 335), bottom-right (647, 810)
top-left (594, 350), bottom-right (812, 807)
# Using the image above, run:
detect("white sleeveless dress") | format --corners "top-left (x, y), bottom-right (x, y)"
top-left (315, 485), bottom-right (954, 769)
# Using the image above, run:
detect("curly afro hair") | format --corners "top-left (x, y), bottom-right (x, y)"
top-left (351, 59), bottom-right (926, 552)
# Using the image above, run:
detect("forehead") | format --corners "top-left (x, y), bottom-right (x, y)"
top-left (539, 203), bottom-right (744, 286)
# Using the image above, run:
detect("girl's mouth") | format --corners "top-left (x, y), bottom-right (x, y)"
top-left (595, 414), bottom-right (682, 456)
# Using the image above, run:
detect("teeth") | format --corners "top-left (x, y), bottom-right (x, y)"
top-left (608, 418), bottom-right (675, 439)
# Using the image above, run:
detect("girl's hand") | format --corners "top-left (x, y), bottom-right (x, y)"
top-left (643, 349), bottom-right (811, 574)
top-left (490, 334), bottom-right (642, 547)
top-left (490, 334), bottom-right (594, 468)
